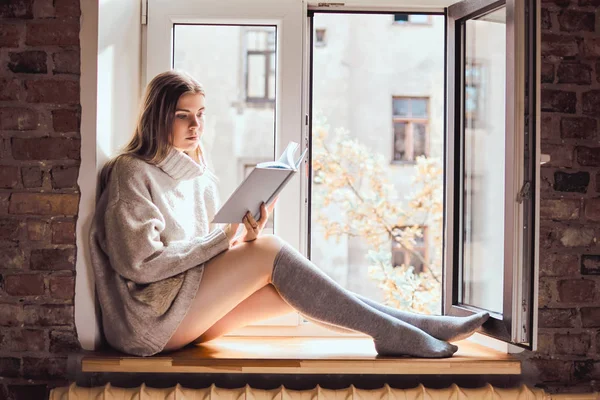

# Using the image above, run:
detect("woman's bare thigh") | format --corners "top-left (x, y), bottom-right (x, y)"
top-left (164, 234), bottom-right (284, 351)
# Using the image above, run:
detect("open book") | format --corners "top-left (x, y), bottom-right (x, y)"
top-left (212, 142), bottom-right (308, 224)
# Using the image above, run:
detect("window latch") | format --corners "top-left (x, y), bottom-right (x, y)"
top-left (317, 2), bottom-right (345, 7)
top-left (516, 181), bottom-right (531, 203)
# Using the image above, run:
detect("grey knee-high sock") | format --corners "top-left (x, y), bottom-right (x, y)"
top-left (271, 244), bottom-right (457, 358)
top-left (352, 293), bottom-right (489, 342)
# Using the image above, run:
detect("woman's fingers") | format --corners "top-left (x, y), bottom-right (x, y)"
top-left (258, 203), bottom-right (268, 226)
top-left (242, 214), bottom-right (258, 241)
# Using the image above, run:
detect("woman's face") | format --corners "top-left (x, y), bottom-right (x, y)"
top-left (172, 92), bottom-right (205, 153)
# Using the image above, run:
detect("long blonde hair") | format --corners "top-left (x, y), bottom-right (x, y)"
top-left (101, 70), bottom-right (206, 191)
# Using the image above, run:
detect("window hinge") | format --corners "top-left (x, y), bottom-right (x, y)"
top-left (317, 2), bottom-right (345, 7)
top-left (516, 181), bottom-right (531, 203)
top-left (141, 0), bottom-right (148, 25)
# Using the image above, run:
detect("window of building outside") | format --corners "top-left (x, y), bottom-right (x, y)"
top-left (315, 29), bottom-right (326, 46)
top-left (392, 226), bottom-right (428, 274)
top-left (311, 13), bottom-right (444, 315)
top-left (392, 97), bottom-right (429, 162)
top-left (246, 29), bottom-right (276, 104)
top-left (393, 14), bottom-right (431, 24)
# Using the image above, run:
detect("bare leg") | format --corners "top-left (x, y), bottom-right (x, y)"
top-left (194, 284), bottom-right (294, 343)
top-left (164, 235), bottom-right (284, 352)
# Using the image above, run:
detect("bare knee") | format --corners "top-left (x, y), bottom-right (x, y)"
top-left (232, 234), bottom-right (285, 276)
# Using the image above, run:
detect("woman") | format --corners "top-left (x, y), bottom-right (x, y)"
top-left (89, 70), bottom-right (488, 358)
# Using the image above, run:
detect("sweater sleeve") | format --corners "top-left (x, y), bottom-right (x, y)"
top-left (103, 198), bottom-right (230, 284)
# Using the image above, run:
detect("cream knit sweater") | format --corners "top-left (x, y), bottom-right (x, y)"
top-left (89, 149), bottom-right (230, 356)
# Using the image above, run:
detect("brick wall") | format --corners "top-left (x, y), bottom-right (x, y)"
top-left (0, 0), bottom-right (81, 398)
top-left (528, 0), bottom-right (600, 394)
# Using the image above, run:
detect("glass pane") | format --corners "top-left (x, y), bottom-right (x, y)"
top-left (461, 7), bottom-right (506, 314)
top-left (394, 14), bottom-right (409, 23)
top-left (311, 13), bottom-right (444, 315)
top-left (247, 54), bottom-right (266, 98)
top-left (412, 98), bottom-right (428, 118)
top-left (393, 98), bottom-right (410, 117)
top-left (393, 121), bottom-right (407, 160)
top-left (173, 25), bottom-right (276, 233)
top-left (409, 14), bottom-right (429, 24)
top-left (414, 123), bottom-right (427, 157)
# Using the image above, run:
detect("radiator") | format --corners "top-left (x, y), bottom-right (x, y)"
top-left (49, 383), bottom-right (600, 399)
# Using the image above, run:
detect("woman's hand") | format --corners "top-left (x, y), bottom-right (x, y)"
top-left (240, 200), bottom-right (277, 242)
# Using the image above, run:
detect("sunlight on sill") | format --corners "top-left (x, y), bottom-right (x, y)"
top-left (82, 336), bottom-right (520, 375)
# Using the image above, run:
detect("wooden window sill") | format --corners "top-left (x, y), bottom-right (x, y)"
top-left (81, 337), bottom-right (520, 375)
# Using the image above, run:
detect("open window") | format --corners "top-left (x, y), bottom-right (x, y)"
top-left (444, 0), bottom-right (537, 348)
top-left (140, 0), bottom-right (537, 347)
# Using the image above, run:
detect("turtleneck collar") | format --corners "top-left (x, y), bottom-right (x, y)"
top-left (156, 148), bottom-right (205, 181)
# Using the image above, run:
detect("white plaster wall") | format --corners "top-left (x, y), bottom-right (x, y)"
top-left (76, 0), bottom-right (141, 350)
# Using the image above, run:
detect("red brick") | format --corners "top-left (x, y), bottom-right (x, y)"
top-left (555, 332), bottom-right (591, 356)
top-left (0, 79), bottom-right (22, 101)
top-left (541, 62), bottom-right (554, 83)
top-left (4, 274), bottom-right (44, 296)
top-left (0, 0), bottom-right (33, 18)
top-left (24, 79), bottom-right (79, 104)
top-left (579, 0), bottom-right (600, 4)
top-left (51, 165), bottom-right (78, 188)
top-left (52, 109), bottom-right (79, 132)
top-left (540, 252), bottom-right (579, 277)
top-left (574, 360), bottom-right (600, 382)
top-left (541, 143), bottom-right (573, 167)
top-left (557, 62), bottom-right (592, 85)
top-left (581, 307), bottom-right (600, 327)
top-left (49, 330), bottom-right (79, 353)
top-left (542, 33), bottom-right (579, 58)
top-left (0, 108), bottom-right (39, 131)
top-left (537, 332), bottom-right (555, 355)
top-left (583, 37), bottom-right (600, 58)
top-left (539, 278), bottom-right (556, 307)
top-left (52, 50), bottom-right (79, 75)
top-left (26, 20), bottom-right (78, 46)
top-left (541, 89), bottom-right (576, 113)
top-left (582, 254), bottom-right (600, 275)
top-left (30, 248), bottom-right (74, 271)
top-left (582, 90), bottom-right (600, 116)
top-left (0, 194), bottom-right (9, 214)
top-left (26, 219), bottom-right (49, 241)
top-left (51, 220), bottom-right (74, 244)
top-left (540, 198), bottom-right (580, 220)
top-left (9, 193), bottom-right (79, 215)
top-left (558, 279), bottom-right (596, 303)
top-left (541, 113), bottom-right (560, 142)
top-left (8, 51), bottom-right (47, 74)
top-left (585, 198), bottom-right (600, 222)
top-left (0, 304), bottom-right (23, 327)
top-left (33, 0), bottom-right (55, 18)
top-left (55, 0), bottom-right (80, 17)
top-left (0, 167), bottom-right (20, 189)
top-left (0, 247), bottom-right (26, 269)
top-left (0, 23), bottom-right (23, 48)
top-left (22, 357), bottom-right (67, 379)
top-left (21, 166), bottom-right (42, 188)
top-left (0, 329), bottom-right (46, 352)
top-left (577, 147), bottom-right (600, 167)
top-left (557, 10), bottom-right (595, 32)
top-left (528, 358), bottom-right (573, 383)
top-left (12, 137), bottom-right (80, 160)
top-left (541, 9), bottom-right (552, 30)
top-left (540, 223), bottom-right (559, 250)
top-left (24, 304), bottom-right (72, 326)
top-left (539, 308), bottom-right (578, 328)
top-left (0, 357), bottom-right (20, 378)
top-left (49, 275), bottom-right (74, 300)
top-left (554, 170), bottom-right (589, 192)
top-left (3, 385), bottom-right (49, 399)
top-left (561, 117), bottom-right (597, 140)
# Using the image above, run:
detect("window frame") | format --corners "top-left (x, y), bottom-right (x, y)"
top-left (444, 0), bottom-right (537, 349)
top-left (391, 96), bottom-right (430, 163)
top-left (244, 28), bottom-right (277, 103)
